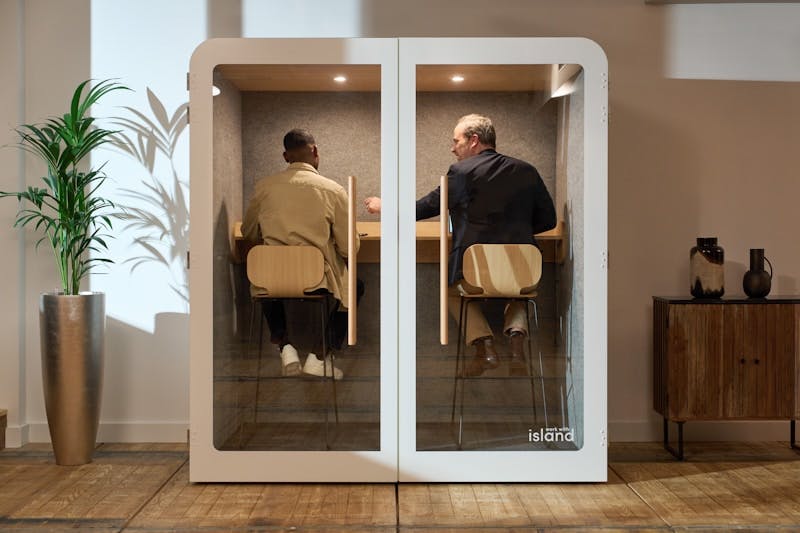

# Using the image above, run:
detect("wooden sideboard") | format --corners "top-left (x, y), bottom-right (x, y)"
top-left (653, 296), bottom-right (800, 459)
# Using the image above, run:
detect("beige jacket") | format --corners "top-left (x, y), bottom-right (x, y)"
top-left (242, 162), bottom-right (359, 307)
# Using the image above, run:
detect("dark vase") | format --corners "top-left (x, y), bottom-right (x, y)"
top-left (690, 237), bottom-right (724, 298)
top-left (742, 248), bottom-right (772, 298)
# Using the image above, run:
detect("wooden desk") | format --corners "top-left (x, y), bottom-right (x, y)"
top-left (234, 220), bottom-right (565, 264)
top-left (233, 220), bottom-right (566, 345)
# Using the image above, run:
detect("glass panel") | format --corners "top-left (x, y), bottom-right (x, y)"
top-left (211, 64), bottom-right (382, 451)
top-left (413, 64), bottom-right (584, 452)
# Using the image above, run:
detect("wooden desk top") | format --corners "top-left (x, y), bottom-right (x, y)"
top-left (233, 220), bottom-right (564, 263)
top-left (234, 220), bottom-right (564, 241)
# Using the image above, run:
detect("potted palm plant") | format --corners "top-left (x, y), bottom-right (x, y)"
top-left (1, 79), bottom-right (127, 465)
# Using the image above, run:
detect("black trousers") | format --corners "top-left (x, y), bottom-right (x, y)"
top-left (262, 278), bottom-right (365, 351)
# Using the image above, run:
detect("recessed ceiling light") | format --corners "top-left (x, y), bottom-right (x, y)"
top-left (451, 75), bottom-right (465, 83)
top-left (212, 85), bottom-right (221, 96)
top-left (333, 75), bottom-right (347, 83)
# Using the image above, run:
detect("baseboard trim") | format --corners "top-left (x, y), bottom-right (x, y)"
top-left (23, 421), bottom-right (189, 445)
top-left (4, 423), bottom-right (29, 448)
top-left (609, 419), bottom-right (794, 442)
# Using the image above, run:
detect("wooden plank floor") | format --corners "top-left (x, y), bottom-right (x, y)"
top-left (0, 441), bottom-right (798, 531)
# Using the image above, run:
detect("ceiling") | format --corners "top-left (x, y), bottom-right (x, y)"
top-left (215, 63), bottom-right (580, 92)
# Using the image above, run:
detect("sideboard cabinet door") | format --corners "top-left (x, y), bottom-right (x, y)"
top-left (722, 304), bottom-right (795, 418)
top-left (666, 304), bottom-right (725, 420)
top-left (654, 298), bottom-right (799, 423)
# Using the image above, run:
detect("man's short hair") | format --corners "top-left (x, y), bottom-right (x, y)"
top-left (457, 114), bottom-right (496, 148)
top-left (283, 129), bottom-right (316, 151)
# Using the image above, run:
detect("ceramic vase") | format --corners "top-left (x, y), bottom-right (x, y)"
top-left (690, 237), bottom-right (724, 298)
top-left (743, 248), bottom-right (772, 298)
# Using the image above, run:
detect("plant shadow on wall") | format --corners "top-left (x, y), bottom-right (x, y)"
top-left (109, 89), bottom-right (189, 308)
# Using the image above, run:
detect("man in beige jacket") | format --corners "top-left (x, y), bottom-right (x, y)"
top-left (242, 129), bottom-right (362, 379)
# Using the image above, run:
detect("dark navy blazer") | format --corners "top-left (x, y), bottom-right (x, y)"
top-left (416, 149), bottom-right (556, 285)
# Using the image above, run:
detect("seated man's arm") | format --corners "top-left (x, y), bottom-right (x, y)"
top-left (531, 173), bottom-right (557, 234)
top-left (242, 195), bottom-right (263, 243)
top-left (364, 196), bottom-right (381, 214)
top-left (415, 186), bottom-right (441, 221)
top-left (332, 186), bottom-right (359, 257)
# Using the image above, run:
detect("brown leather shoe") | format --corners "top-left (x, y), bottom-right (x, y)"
top-left (509, 332), bottom-right (528, 377)
top-left (462, 337), bottom-right (499, 377)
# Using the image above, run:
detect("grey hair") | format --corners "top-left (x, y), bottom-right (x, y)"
top-left (457, 114), bottom-right (496, 148)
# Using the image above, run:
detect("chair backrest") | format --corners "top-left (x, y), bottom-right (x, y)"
top-left (462, 243), bottom-right (542, 297)
top-left (246, 245), bottom-right (325, 298)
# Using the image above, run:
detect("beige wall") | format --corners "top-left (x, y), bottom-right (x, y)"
top-left (0, 0), bottom-right (24, 445)
top-left (358, 0), bottom-right (800, 439)
top-left (1, 0), bottom-right (91, 446)
top-left (5, 1), bottom-right (798, 444)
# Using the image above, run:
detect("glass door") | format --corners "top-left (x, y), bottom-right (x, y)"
top-left (190, 38), bottom-right (398, 481)
top-left (398, 37), bottom-right (608, 481)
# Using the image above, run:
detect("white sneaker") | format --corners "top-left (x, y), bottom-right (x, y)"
top-left (303, 353), bottom-right (343, 380)
top-left (280, 344), bottom-right (301, 376)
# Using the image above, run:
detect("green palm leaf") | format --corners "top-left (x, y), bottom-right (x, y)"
top-left (0, 79), bottom-right (129, 294)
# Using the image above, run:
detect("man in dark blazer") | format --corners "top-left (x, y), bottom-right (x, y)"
top-left (365, 114), bottom-right (556, 376)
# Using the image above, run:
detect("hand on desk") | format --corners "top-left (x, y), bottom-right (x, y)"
top-left (364, 196), bottom-right (382, 214)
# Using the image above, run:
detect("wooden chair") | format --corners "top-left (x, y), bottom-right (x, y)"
top-left (244, 244), bottom-right (339, 448)
top-left (451, 243), bottom-right (548, 449)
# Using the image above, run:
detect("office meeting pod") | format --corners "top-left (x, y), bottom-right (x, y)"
top-left (189, 38), bottom-right (607, 482)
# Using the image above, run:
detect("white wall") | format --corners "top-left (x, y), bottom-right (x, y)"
top-left (666, 3), bottom-right (800, 82)
top-left (87, 0), bottom-right (206, 443)
top-left (4, 0), bottom-right (799, 446)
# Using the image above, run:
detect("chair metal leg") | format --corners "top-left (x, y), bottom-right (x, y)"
top-left (530, 299), bottom-right (549, 429)
top-left (523, 303), bottom-right (537, 425)
top-left (322, 296), bottom-right (339, 424)
top-left (253, 300), bottom-right (267, 423)
top-left (457, 299), bottom-right (473, 450)
top-left (317, 299), bottom-right (329, 450)
top-left (324, 296), bottom-right (339, 425)
top-left (451, 297), bottom-right (466, 424)
top-left (451, 296), bottom-right (468, 449)
top-left (238, 299), bottom-right (259, 449)
top-left (317, 296), bottom-right (339, 451)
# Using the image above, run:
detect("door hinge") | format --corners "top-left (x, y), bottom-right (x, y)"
top-left (600, 428), bottom-right (607, 448)
top-left (186, 250), bottom-right (190, 269)
top-left (186, 72), bottom-right (190, 91)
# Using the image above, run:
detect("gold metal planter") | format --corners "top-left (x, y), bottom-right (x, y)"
top-left (39, 292), bottom-right (105, 465)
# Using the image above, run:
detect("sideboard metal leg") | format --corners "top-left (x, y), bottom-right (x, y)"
top-left (663, 418), bottom-right (685, 460)
top-left (791, 420), bottom-right (799, 453)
